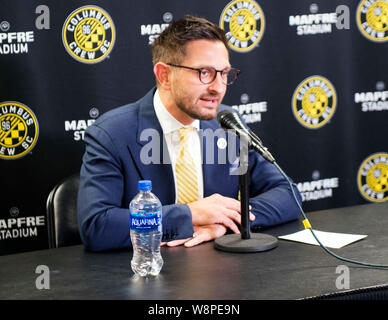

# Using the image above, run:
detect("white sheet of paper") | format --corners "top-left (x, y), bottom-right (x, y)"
top-left (278, 229), bottom-right (368, 249)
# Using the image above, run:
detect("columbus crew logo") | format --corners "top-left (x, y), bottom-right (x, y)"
top-left (357, 152), bottom-right (388, 202)
top-left (292, 76), bottom-right (337, 129)
top-left (356, 0), bottom-right (388, 42)
top-left (219, 0), bottom-right (265, 52)
top-left (62, 6), bottom-right (115, 63)
top-left (0, 102), bottom-right (39, 160)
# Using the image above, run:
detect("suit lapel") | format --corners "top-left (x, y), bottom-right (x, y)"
top-left (128, 89), bottom-right (175, 204)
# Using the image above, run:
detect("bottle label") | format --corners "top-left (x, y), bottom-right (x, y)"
top-left (130, 211), bottom-right (161, 232)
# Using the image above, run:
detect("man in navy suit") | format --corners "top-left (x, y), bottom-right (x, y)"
top-left (77, 15), bottom-right (302, 252)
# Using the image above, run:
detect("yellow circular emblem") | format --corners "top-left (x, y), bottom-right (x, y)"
top-left (62, 6), bottom-right (115, 63)
top-left (219, 0), bottom-right (265, 52)
top-left (292, 76), bottom-right (337, 129)
top-left (356, 0), bottom-right (388, 42)
top-left (0, 101), bottom-right (39, 160)
top-left (358, 153), bottom-right (388, 202)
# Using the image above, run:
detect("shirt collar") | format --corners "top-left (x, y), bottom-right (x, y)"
top-left (153, 89), bottom-right (200, 134)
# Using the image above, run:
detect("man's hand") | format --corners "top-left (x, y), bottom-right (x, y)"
top-left (161, 224), bottom-right (227, 248)
top-left (187, 193), bottom-right (255, 234)
top-left (161, 194), bottom-right (256, 248)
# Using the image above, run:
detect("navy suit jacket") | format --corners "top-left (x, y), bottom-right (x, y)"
top-left (77, 88), bottom-right (302, 251)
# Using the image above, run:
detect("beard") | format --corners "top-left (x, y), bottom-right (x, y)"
top-left (174, 92), bottom-right (224, 121)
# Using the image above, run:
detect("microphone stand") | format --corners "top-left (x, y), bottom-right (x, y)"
top-left (214, 136), bottom-right (278, 253)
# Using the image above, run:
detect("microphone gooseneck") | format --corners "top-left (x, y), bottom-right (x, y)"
top-left (217, 110), bottom-right (275, 163)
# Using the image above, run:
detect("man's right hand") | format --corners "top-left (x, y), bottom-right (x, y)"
top-left (187, 193), bottom-right (255, 234)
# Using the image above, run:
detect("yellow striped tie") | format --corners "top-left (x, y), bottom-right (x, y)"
top-left (176, 127), bottom-right (199, 204)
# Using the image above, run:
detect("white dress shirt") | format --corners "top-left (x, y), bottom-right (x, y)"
top-left (153, 89), bottom-right (204, 203)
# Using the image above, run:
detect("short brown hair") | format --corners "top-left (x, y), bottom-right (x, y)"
top-left (151, 15), bottom-right (229, 65)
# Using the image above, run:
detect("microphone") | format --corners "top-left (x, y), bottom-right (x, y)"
top-left (217, 109), bottom-right (275, 163)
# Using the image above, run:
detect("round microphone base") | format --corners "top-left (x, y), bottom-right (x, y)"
top-left (214, 233), bottom-right (278, 253)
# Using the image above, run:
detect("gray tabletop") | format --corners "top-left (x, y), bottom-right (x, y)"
top-left (1, 202), bottom-right (388, 300)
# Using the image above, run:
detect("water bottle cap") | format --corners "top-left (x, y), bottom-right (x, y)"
top-left (138, 180), bottom-right (152, 191)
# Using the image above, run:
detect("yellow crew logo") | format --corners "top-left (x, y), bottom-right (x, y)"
top-left (356, 0), bottom-right (388, 42)
top-left (357, 152), bottom-right (388, 202)
top-left (62, 6), bottom-right (115, 63)
top-left (292, 76), bottom-right (337, 129)
top-left (219, 0), bottom-right (265, 52)
top-left (0, 101), bottom-right (39, 160)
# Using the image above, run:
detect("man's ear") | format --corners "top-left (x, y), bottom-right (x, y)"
top-left (153, 62), bottom-right (171, 90)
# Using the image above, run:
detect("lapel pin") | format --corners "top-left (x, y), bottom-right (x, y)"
top-left (217, 137), bottom-right (227, 149)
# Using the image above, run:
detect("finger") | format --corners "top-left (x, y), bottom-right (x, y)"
top-left (249, 205), bottom-right (256, 221)
top-left (161, 242), bottom-right (167, 247)
top-left (220, 216), bottom-right (240, 234)
top-left (166, 238), bottom-right (191, 247)
top-left (225, 207), bottom-right (255, 223)
top-left (222, 208), bottom-right (242, 225)
top-left (184, 234), bottom-right (205, 247)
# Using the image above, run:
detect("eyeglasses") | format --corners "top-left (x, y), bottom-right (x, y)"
top-left (167, 63), bottom-right (240, 85)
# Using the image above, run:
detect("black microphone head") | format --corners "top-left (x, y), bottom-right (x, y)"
top-left (217, 109), bottom-right (275, 163)
top-left (217, 109), bottom-right (234, 124)
top-left (217, 109), bottom-right (247, 132)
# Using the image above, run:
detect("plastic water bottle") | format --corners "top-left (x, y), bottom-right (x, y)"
top-left (130, 180), bottom-right (163, 276)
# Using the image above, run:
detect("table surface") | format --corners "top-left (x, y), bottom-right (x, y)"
top-left (1, 202), bottom-right (388, 300)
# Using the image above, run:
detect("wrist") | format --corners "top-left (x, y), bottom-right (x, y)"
top-left (187, 201), bottom-right (199, 225)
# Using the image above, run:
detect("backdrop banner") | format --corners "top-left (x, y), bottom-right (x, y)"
top-left (1, 0), bottom-right (387, 255)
